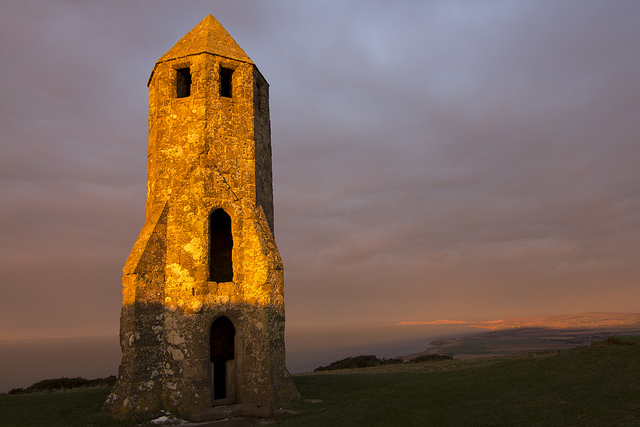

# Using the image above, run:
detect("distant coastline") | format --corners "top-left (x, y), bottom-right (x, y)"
top-left (4, 313), bottom-right (639, 393)
top-left (400, 313), bottom-right (640, 360)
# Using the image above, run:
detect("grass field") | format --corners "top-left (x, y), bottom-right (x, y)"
top-left (1, 338), bottom-right (639, 426)
top-left (0, 386), bottom-right (136, 427)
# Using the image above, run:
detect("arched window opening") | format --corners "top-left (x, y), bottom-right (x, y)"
top-left (210, 316), bottom-right (235, 402)
top-left (209, 209), bottom-right (233, 282)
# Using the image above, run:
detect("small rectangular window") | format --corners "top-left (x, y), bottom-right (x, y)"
top-left (176, 68), bottom-right (191, 98)
top-left (220, 67), bottom-right (233, 98)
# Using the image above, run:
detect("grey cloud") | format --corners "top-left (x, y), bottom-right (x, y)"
top-left (1, 0), bottom-right (639, 341)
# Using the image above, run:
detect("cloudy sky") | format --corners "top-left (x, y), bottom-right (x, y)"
top-left (1, 0), bottom-right (639, 344)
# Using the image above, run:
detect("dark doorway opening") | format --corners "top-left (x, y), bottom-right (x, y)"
top-left (210, 316), bottom-right (235, 403)
top-left (176, 68), bottom-right (191, 98)
top-left (209, 209), bottom-right (233, 282)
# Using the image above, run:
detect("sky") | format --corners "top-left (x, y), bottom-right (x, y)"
top-left (1, 0), bottom-right (639, 346)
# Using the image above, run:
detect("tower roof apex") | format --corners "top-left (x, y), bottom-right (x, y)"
top-left (157, 15), bottom-right (253, 65)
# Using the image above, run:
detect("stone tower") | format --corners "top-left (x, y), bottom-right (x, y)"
top-left (103, 15), bottom-right (298, 421)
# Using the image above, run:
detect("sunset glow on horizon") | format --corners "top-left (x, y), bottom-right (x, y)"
top-left (398, 313), bottom-right (640, 331)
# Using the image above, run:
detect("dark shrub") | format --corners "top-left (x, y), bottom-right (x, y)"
top-left (380, 358), bottom-right (403, 365)
top-left (6, 376), bottom-right (117, 395)
top-left (315, 355), bottom-right (382, 371)
top-left (407, 354), bottom-right (453, 363)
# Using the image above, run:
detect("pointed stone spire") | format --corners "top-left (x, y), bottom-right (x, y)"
top-left (157, 15), bottom-right (253, 64)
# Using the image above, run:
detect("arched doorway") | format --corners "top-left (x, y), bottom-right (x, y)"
top-left (210, 316), bottom-right (236, 404)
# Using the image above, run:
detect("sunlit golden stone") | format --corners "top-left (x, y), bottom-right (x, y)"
top-left (103, 15), bottom-right (298, 422)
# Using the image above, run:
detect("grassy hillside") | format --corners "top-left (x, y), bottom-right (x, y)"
top-left (0, 387), bottom-right (136, 427)
top-left (275, 337), bottom-right (640, 426)
top-left (1, 337), bottom-right (638, 426)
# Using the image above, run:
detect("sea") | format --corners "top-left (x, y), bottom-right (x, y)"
top-left (0, 324), bottom-right (481, 394)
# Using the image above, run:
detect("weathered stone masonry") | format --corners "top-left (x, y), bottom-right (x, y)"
top-left (103, 15), bottom-right (298, 420)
